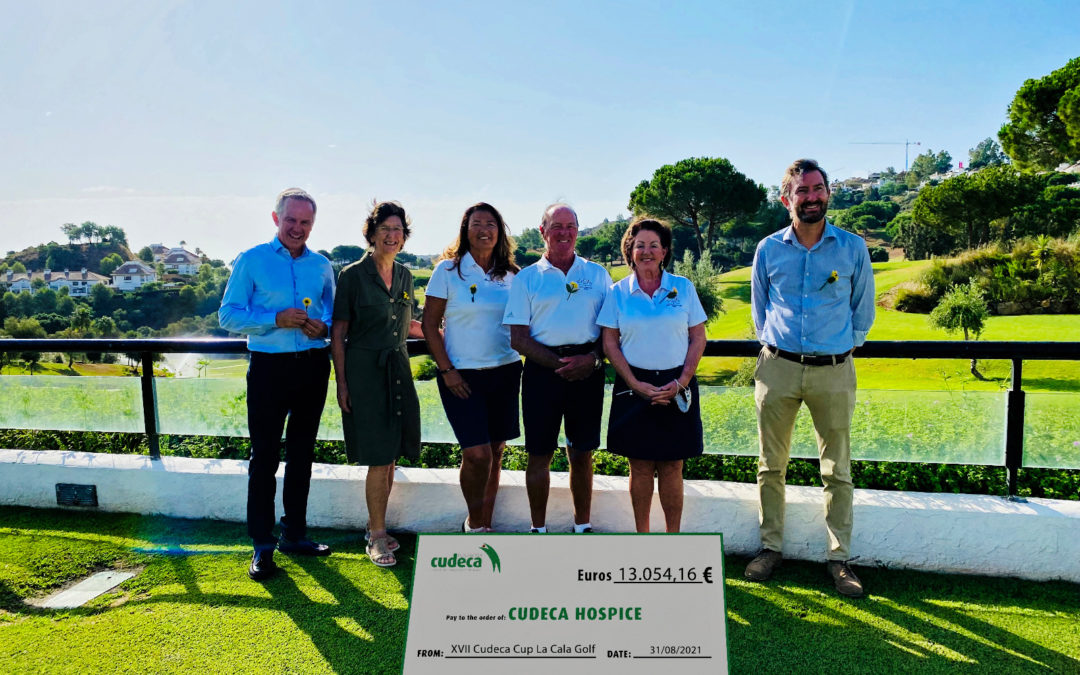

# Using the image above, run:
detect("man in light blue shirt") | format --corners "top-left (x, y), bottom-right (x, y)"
top-left (219, 188), bottom-right (335, 580)
top-left (745, 159), bottom-right (875, 598)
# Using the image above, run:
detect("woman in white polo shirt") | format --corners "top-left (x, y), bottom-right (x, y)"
top-left (597, 218), bottom-right (707, 533)
top-left (422, 203), bottom-right (522, 533)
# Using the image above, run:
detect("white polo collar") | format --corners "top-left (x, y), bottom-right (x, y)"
top-left (535, 253), bottom-right (582, 274)
top-left (628, 269), bottom-right (673, 297)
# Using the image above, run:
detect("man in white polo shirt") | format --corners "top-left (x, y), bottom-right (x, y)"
top-left (504, 203), bottom-right (611, 533)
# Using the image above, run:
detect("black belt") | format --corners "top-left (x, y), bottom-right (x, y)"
top-left (545, 342), bottom-right (598, 357)
top-left (767, 345), bottom-right (851, 366)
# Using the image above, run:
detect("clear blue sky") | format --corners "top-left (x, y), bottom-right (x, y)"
top-left (2, 0), bottom-right (1077, 260)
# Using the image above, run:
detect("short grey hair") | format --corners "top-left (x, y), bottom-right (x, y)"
top-left (541, 202), bottom-right (578, 228)
top-left (274, 188), bottom-right (317, 219)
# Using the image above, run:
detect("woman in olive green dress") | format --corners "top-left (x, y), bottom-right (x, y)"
top-left (330, 201), bottom-right (423, 567)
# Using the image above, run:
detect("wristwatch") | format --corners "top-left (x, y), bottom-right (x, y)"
top-left (592, 354), bottom-right (603, 370)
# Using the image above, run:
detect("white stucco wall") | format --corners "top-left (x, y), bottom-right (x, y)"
top-left (1, 449), bottom-right (1078, 583)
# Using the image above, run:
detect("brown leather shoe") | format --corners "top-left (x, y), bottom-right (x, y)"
top-left (828, 561), bottom-right (864, 598)
top-left (744, 549), bottom-right (783, 581)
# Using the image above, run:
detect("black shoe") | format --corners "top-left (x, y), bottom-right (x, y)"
top-left (248, 549), bottom-right (278, 581)
top-left (278, 537), bottom-right (332, 556)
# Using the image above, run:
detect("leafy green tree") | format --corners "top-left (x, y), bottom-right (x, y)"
top-left (99, 253), bottom-right (124, 276)
top-left (138, 246), bottom-right (155, 262)
top-left (90, 283), bottom-right (115, 315)
top-left (929, 280), bottom-right (990, 379)
top-left (78, 221), bottom-right (99, 244)
top-left (1005, 183), bottom-right (1080, 239)
top-left (629, 157), bottom-right (765, 260)
top-left (70, 304), bottom-right (93, 333)
top-left (832, 201), bottom-right (900, 234)
top-left (33, 288), bottom-right (58, 315)
top-left (587, 218), bottom-right (629, 264)
top-left (514, 248), bottom-right (540, 267)
top-left (999, 56), bottom-right (1080, 170)
top-left (10, 261), bottom-right (26, 274)
top-left (910, 149), bottom-right (953, 180)
top-left (673, 249), bottom-right (723, 320)
top-left (890, 212), bottom-right (956, 260)
top-left (16, 290), bottom-right (35, 317)
top-left (3, 317), bottom-right (46, 373)
top-left (91, 315), bottom-right (119, 338)
top-left (101, 226), bottom-right (128, 246)
top-left (967, 137), bottom-right (1008, 169)
top-left (878, 181), bottom-right (905, 197)
top-left (329, 244), bottom-right (366, 263)
top-left (56, 294), bottom-right (75, 316)
top-left (61, 223), bottom-right (81, 244)
top-left (827, 187), bottom-right (862, 209)
top-left (516, 227), bottom-right (543, 250)
top-left (910, 166), bottom-right (1045, 253)
top-left (1, 292), bottom-right (17, 320)
top-left (576, 235), bottom-right (599, 260)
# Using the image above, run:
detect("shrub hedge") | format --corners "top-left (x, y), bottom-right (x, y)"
top-left (3, 429), bottom-right (1076, 501)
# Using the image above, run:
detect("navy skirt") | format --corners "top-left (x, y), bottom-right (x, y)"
top-left (607, 364), bottom-right (703, 461)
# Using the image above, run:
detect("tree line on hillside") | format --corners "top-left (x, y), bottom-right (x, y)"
top-left (896, 56), bottom-right (1080, 260)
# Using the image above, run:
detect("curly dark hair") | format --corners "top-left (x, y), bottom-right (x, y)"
top-left (440, 202), bottom-right (519, 281)
top-left (620, 218), bottom-right (673, 269)
top-left (363, 201), bottom-right (411, 246)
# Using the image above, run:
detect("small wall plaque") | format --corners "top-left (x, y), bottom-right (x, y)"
top-left (56, 483), bottom-right (98, 507)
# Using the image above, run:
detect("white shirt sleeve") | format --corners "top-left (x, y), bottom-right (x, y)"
top-left (426, 261), bottom-right (450, 300)
top-left (685, 280), bottom-right (707, 327)
top-left (596, 283), bottom-right (619, 329)
top-left (502, 268), bottom-right (532, 326)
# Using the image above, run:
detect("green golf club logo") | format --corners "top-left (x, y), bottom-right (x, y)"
top-left (430, 544), bottom-right (502, 573)
top-left (479, 543), bottom-right (501, 573)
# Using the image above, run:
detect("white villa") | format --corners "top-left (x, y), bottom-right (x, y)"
top-left (161, 248), bottom-right (203, 276)
top-left (111, 260), bottom-right (158, 291)
top-left (2, 268), bottom-right (109, 297)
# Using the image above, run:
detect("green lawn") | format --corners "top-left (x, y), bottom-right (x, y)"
top-left (2, 507), bottom-right (1078, 674)
top-left (701, 262), bottom-right (1080, 391)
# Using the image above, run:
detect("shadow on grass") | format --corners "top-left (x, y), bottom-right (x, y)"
top-left (720, 280), bottom-right (751, 303)
top-left (124, 546), bottom-right (411, 675)
top-left (1020, 377), bottom-right (1080, 393)
top-left (725, 556), bottom-right (1080, 674)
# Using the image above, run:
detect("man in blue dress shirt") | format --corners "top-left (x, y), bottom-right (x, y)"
top-left (219, 188), bottom-right (336, 580)
top-left (745, 160), bottom-right (875, 597)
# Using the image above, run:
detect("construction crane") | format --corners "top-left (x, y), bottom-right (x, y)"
top-left (850, 140), bottom-right (922, 172)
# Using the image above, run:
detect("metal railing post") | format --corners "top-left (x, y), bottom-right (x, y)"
top-left (140, 351), bottom-right (161, 460)
top-left (1004, 358), bottom-right (1025, 501)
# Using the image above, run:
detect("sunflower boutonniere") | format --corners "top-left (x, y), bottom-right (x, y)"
top-left (469, 284), bottom-right (477, 302)
top-left (302, 297), bottom-right (312, 310)
top-left (565, 281), bottom-right (579, 300)
top-left (819, 270), bottom-right (838, 290)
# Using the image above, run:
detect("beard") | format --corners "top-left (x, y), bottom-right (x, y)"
top-left (795, 199), bottom-right (828, 224)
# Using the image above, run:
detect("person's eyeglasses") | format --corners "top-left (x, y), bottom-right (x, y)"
top-left (377, 226), bottom-right (404, 234)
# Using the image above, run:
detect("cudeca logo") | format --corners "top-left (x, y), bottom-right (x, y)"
top-left (430, 543), bottom-right (501, 573)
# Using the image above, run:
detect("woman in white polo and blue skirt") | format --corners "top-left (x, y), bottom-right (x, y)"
top-left (598, 218), bottom-right (707, 533)
top-left (422, 203), bottom-right (522, 533)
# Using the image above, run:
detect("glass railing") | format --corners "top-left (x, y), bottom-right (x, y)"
top-left (0, 372), bottom-right (1024, 467)
top-left (2, 339), bottom-right (1078, 497)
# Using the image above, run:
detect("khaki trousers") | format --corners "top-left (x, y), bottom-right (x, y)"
top-left (753, 347), bottom-right (856, 561)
